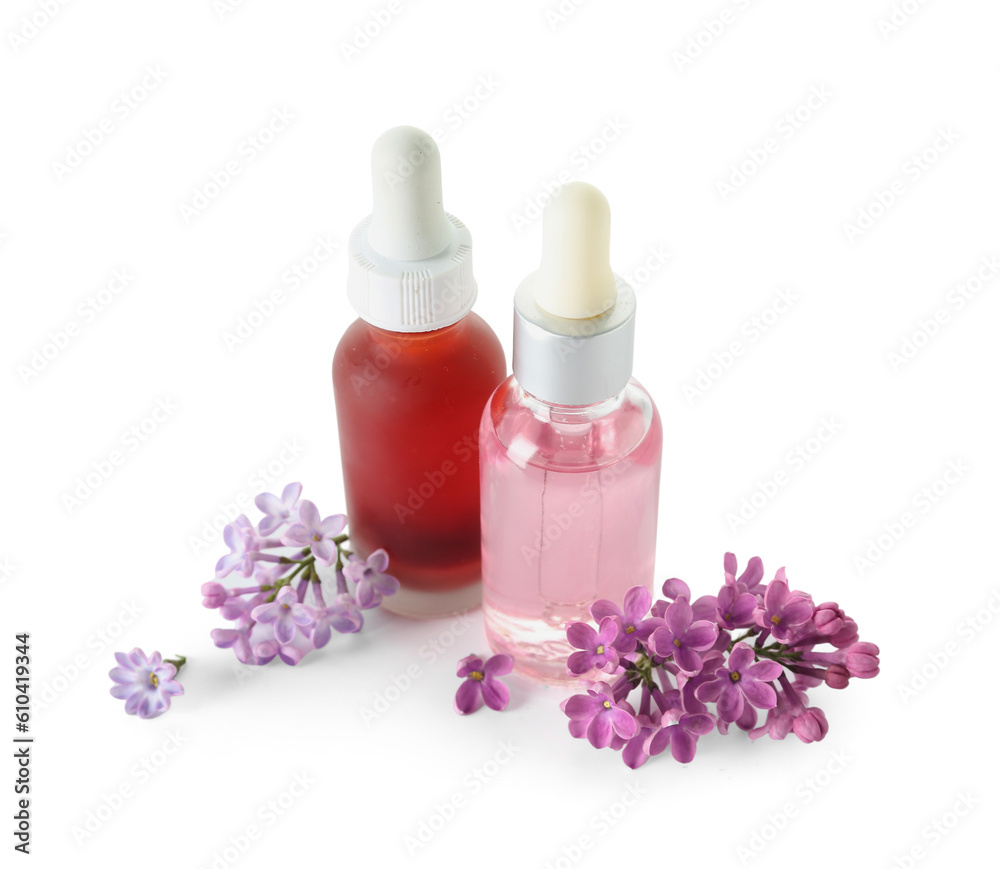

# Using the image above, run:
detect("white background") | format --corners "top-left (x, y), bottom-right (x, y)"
top-left (2, 1), bottom-right (997, 867)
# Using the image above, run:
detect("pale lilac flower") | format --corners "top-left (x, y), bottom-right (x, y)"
top-left (566, 617), bottom-right (621, 675)
top-left (455, 654), bottom-right (513, 714)
top-left (255, 482), bottom-right (303, 535)
top-left (201, 581), bottom-right (229, 609)
top-left (754, 571), bottom-right (813, 641)
top-left (108, 648), bottom-right (184, 719)
top-left (562, 683), bottom-right (638, 749)
top-left (251, 587), bottom-right (315, 645)
top-left (219, 590), bottom-right (264, 623)
top-left (252, 640), bottom-right (278, 666)
top-left (311, 594), bottom-right (364, 646)
top-left (696, 642), bottom-right (781, 723)
top-left (215, 515), bottom-right (260, 578)
top-left (273, 632), bottom-right (312, 666)
top-left (344, 550), bottom-right (399, 609)
top-left (647, 597), bottom-right (719, 674)
top-left (280, 500), bottom-right (346, 565)
top-left (211, 626), bottom-right (254, 664)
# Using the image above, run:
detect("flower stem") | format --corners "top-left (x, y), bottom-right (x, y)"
top-left (728, 629), bottom-right (757, 650)
top-left (165, 655), bottom-right (187, 673)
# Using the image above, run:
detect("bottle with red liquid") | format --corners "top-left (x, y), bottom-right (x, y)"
top-left (333, 126), bottom-right (506, 618)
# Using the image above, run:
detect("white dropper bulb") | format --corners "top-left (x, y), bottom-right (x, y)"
top-left (367, 126), bottom-right (453, 262)
top-left (533, 182), bottom-right (617, 320)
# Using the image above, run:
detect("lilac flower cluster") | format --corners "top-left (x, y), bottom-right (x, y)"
top-left (562, 554), bottom-right (880, 768)
top-left (204, 482), bottom-right (398, 665)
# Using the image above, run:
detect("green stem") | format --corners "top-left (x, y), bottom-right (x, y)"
top-left (753, 644), bottom-right (803, 663)
top-left (727, 629), bottom-right (757, 651)
top-left (165, 655), bottom-right (187, 673)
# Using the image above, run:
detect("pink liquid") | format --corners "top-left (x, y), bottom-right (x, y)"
top-left (480, 376), bottom-right (662, 682)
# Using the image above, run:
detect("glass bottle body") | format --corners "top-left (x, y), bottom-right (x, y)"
top-left (333, 313), bottom-right (506, 617)
top-left (480, 376), bottom-right (662, 681)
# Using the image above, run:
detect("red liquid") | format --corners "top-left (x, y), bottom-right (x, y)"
top-left (333, 314), bottom-right (506, 612)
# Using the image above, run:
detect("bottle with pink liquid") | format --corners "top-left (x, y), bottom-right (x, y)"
top-left (480, 182), bottom-right (662, 682)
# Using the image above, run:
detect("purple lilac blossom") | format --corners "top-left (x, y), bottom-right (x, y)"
top-left (455, 654), bottom-right (513, 714)
top-left (108, 649), bottom-right (184, 719)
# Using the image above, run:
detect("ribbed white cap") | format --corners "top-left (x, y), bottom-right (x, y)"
top-left (346, 126), bottom-right (476, 332)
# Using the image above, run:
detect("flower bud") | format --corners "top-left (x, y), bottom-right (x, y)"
top-left (845, 642), bottom-right (880, 678)
top-left (824, 663), bottom-right (851, 689)
top-left (792, 707), bottom-right (829, 743)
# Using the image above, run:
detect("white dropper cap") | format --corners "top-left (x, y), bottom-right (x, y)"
top-left (534, 182), bottom-right (617, 319)
top-left (512, 182), bottom-right (636, 406)
top-left (347, 126), bottom-right (476, 332)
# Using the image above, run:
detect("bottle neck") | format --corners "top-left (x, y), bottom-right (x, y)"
top-left (365, 315), bottom-right (467, 342)
top-left (517, 380), bottom-right (626, 424)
